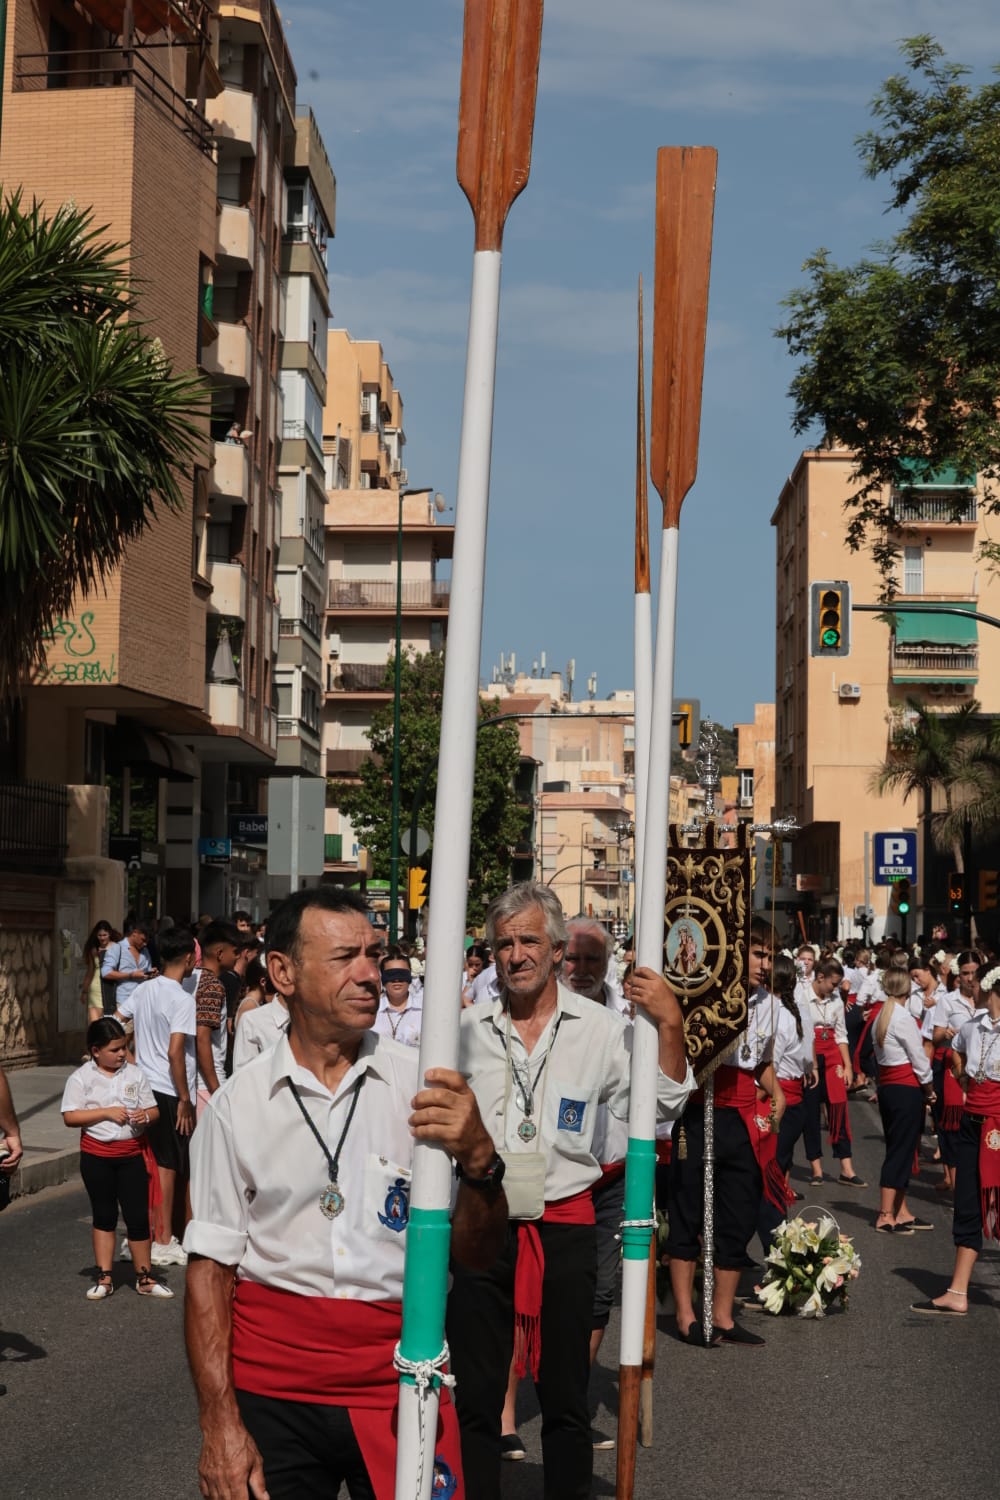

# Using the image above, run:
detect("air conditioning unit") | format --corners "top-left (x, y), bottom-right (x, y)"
top-left (328, 633), bottom-right (341, 658)
top-left (838, 683), bottom-right (862, 701)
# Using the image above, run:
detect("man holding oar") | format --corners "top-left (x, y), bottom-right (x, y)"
top-left (448, 881), bottom-right (693, 1499)
top-left (183, 888), bottom-right (507, 1500)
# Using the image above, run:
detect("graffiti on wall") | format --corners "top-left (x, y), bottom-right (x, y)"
top-left (36, 611), bottom-right (117, 684)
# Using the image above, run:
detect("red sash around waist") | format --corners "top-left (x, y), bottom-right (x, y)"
top-left (707, 1065), bottom-right (792, 1214)
top-left (878, 1063), bottom-right (921, 1089)
top-left (597, 1161), bottom-right (626, 1187)
top-left (963, 1080), bottom-right (1000, 1241)
top-left (940, 1050), bottom-right (965, 1131)
top-left (232, 1283), bottom-right (462, 1499)
top-left (515, 1188), bottom-right (595, 1381)
top-left (81, 1131), bottom-right (162, 1223)
top-left (777, 1076), bottom-right (804, 1107)
top-left (815, 1034), bottom-right (851, 1145)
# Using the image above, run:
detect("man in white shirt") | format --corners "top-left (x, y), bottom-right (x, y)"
top-left (562, 917), bottom-right (630, 1018)
top-left (232, 995), bottom-right (289, 1070)
top-left (184, 887), bottom-right (506, 1500)
top-left (447, 881), bottom-right (692, 1500)
top-left (117, 927), bottom-right (197, 1265)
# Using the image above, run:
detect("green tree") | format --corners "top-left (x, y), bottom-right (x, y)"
top-left (0, 192), bottom-right (205, 702)
top-left (871, 699), bottom-right (1000, 934)
top-left (332, 650), bottom-right (526, 926)
top-left (776, 37), bottom-right (1000, 584)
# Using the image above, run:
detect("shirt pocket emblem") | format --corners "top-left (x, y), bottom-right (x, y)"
top-left (377, 1176), bottom-right (411, 1232)
top-left (557, 1098), bottom-right (586, 1133)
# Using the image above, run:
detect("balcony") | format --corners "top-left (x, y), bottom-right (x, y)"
top-left (210, 440), bottom-right (249, 504)
top-left (217, 203), bottom-right (254, 267)
top-left (325, 663), bottom-right (392, 697)
top-left (891, 644), bottom-right (978, 680)
top-left (891, 608), bottom-right (978, 683)
top-left (207, 87), bottom-right (258, 153)
top-left (327, 579), bottom-right (451, 612)
top-left (207, 560), bottom-right (247, 619)
top-left (202, 320), bottom-right (253, 384)
top-left (892, 493), bottom-right (978, 528)
top-left (326, 748), bottom-right (372, 777)
top-left (208, 681), bottom-right (245, 730)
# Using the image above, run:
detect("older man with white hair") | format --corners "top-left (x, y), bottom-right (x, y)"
top-left (562, 917), bottom-right (629, 1018)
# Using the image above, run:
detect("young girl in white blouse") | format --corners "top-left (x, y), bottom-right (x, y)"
top-left (873, 969), bottom-right (935, 1233)
top-left (61, 1017), bottom-right (173, 1301)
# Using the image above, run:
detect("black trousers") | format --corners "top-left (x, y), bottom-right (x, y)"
top-left (664, 1104), bottom-right (762, 1268)
top-left (876, 1084), bottom-right (924, 1189)
top-left (79, 1151), bottom-right (149, 1240)
top-left (447, 1221), bottom-right (595, 1500)
top-left (236, 1390), bottom-right (375, 1500)
top-left (802, 1053), bottom-right (852, 1162)
top-left (952, 1114), bottom-right (985, 1252)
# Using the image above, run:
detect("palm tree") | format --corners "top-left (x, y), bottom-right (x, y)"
top-left (0, 192), bottom-right (205, 704)
top-left (871, 699), bottom-right (1000, 938)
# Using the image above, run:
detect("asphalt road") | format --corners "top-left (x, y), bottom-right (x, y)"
top-left (2, 1095), bottom-right (998, 1500)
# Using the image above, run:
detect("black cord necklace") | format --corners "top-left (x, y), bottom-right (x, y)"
top-left (286, 1073), bottom-right (366, 1219)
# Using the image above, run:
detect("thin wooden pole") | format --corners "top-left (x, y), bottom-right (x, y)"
top-left (394, 6), bottom-right (543, 1498)
top-left (639, 1235), bottom-right (657, 1446)
top-left (617, 147), bottom-right (717, 1500)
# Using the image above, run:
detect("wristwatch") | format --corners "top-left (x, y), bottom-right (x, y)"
top-left (456, 1153), bottom-right (506, 1191)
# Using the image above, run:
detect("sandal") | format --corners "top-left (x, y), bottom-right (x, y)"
top-left (135, 1268), bottom-right (174, 1300)
top-left (86, 1269), bottom-right (114, 1301)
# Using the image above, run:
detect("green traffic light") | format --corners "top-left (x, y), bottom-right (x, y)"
top-left (898, 900), bottom-right (910, 914)
top-left (821, 628), bottom-right (840, 647)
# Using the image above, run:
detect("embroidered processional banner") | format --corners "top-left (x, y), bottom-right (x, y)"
top-left (663, 820), bottom-right (751, 1084)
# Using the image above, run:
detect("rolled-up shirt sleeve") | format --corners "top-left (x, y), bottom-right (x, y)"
top-left (605, 1018), bottom-right (694, 1124)
top-left (183, 1090), bottom-right (249, 1267)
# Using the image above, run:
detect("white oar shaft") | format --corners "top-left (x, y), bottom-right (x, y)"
top-left (632, 590), bottom-right (653, 932)
top-left (620, 527), bottom-right (679, 1367)
top-left (395, 248), bottom-right (503, 1500)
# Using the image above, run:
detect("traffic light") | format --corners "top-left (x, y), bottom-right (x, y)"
top-left (978, 870), bottom-right (999, 911)
top-left (948, 872), bottom-right (965, 912)
top-left (677, 702), bottom-right (693, 749)
top-left (407, 868), bottom-right (428, 910)
top-left (809, 581), bottom-right (851, 657)
top-left (889, 878), bottom-right (911, 916)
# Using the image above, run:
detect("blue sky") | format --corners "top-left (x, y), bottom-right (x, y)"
top-left (281, 0), bottom-right (996, 725)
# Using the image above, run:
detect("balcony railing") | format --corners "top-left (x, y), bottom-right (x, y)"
top-left (0, 781), bottom-right (69, 876)
top-left (13, 47), bottom-right (213, 155)
top-left (326, 749), bottom-right (372, 776)
top-left (891, 646), bottom-right (979, 674)
top-left (327, 663), bottom-right (390, 692)
top-left (892, 494), bottom-right (978, 524)
top-left (278, 616), bottom-right (321, 645)
top-left (277, 715), bottom-right (320, 740)
top-left (328, 578), bottom-right (451, 610)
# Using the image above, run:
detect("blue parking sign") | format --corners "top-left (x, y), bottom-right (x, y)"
top-left (873, 832), bottom-right (917, 885)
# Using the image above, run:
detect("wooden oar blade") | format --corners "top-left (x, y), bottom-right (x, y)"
top-left (635, 274), bottom-right (650, 594)
top-left (457, 0), bottom-right (544, 250)
top-left (650, 146), bottom-right (718, 526)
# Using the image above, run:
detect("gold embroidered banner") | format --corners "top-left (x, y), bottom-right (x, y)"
top-left (664, 821), bottom-right (751, 1083)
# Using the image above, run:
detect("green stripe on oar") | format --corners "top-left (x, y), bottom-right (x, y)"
top-left (621, 1138), bottom-right (656, 1260)
top-left (397, 1207), bottom-right (454, 1382)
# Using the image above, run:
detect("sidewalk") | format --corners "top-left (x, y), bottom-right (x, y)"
top-left (6, 1064), bottom-right (79, 1198)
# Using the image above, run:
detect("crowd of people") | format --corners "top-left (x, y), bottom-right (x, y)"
top-left (41, 893), bottom-right (1000, 1497)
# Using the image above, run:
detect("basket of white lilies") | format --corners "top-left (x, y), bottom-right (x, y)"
top-left (755, 1210), bottom-right (862, 1318)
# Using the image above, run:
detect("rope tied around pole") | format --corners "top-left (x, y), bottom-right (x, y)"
top-left (393, 1341), bottom-right (457, 1499)
top-left (620, 1217), bottom-right (656, 1231)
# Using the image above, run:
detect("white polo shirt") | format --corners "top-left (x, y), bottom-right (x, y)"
top-left (118, 974), bottom-right (197, 1099)
top-left (232, 998), bottom-right (289, 1071)
top-left (185, 1031), bottom-right (420, 1301)
top-left (458, 982), bottom-right (693, 1203)
top-left (61, 1060), bottom-right (156, 1143)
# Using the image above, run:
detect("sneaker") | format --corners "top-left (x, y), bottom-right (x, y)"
top-left (136, 1272), bottom-right (174, 1299)
top-left (500, 1433), bottom-right (526, 1461)
top-left (591, 1428), bottom-right (616, 1450)
top-left (119, 1238), bottom-right (132, 1262)
top-left (150, 1237), bottom-right (187, 1267)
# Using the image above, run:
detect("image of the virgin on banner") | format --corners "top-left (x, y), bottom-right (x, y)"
top-left (664, 820), bottom-right (751, 1084)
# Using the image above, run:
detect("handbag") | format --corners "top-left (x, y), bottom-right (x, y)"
top-left (499, 1152), bottom-right (546, 1220)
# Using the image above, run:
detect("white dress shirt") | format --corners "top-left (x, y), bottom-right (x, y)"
top-left (470, 963), bottom-right (501, 1005)
top-left (118, 975), bottom-right (197, 1098)
top-left (372, 993), bottom-right (423, 1049)
top-left (61, 1060), bottom-right (156, 1142)
top-left (952, 1010), bottom-right (1000, 1082)
top-left (459, 982), bottom-right (693, 1202)
top-left (185, 1032), bottom-right (421, 1301)
top-left (873, 1004), bottom-right (932, 1083)
top-left (772, 996), bottom-right (814, 1081)
top-left (857, 970), bottom-right (885, 1009)
top-left (232, 999), bottom-right (289, 1070)
top-left (808, 991), bottom-right (848, 1045)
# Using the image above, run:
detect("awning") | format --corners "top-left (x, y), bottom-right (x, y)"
top-left (107, 722), bottom-right (199, 782)
top-left (893, 610), bottom-right (978, 646)
top-left (896, 458), bottom-right (975, 489)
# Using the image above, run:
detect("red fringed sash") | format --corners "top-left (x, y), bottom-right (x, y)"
top-left (778, 1076), bottom-right (804, 1107)
top-left (232, 1283), bottom-right (463, 1499)
top-left (814, 1032), bottom-right (851, 1145)
top-left (711, 1065), bottom-right (793, 1213)
top-left (81, 1131), bottom-right (162, 1225)
top-left (941, 1051), bottom-right (965, 1132)
top-left (966, 1079), bottom-right (1000, 1241)
top-left (514, 1188), bottom-right (595, 1381)
top-left (878, 1063), bottom-right (920, 1089)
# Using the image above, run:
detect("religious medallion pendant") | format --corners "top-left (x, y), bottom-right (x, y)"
top-left (740, 1042), bottom-right (751, 1063)
top-left (320, 1182), bottom-right (346, 1219)
top-left (517, 1119), bottom-right (537, 1143)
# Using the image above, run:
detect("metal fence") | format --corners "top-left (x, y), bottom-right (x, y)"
top-left (0, 782), bottom-right (69, 876)
top-left (328, 579), bottom-right (452, 610)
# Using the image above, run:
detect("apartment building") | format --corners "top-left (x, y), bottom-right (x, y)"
top-left (322, 331), bottom-right (454, 876)
top-left (771, 446), bottom-right (1000, 941)
top-left (0, 0), bottom-right (321, 930)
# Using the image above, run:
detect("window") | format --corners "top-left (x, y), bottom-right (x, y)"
top-left (903, 545), bottom-right (924, 594)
